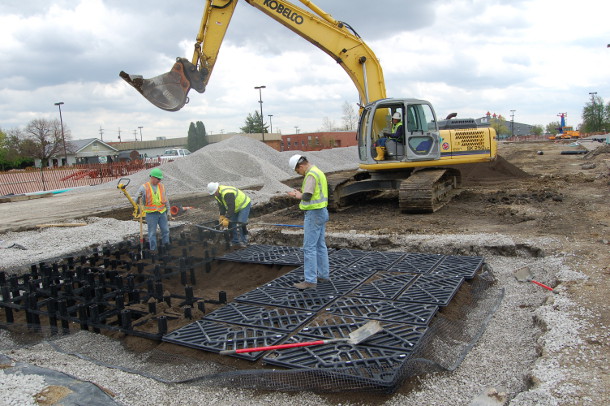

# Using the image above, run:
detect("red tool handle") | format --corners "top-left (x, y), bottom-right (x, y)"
top-left (531, 280), bottom-right (554, 291)
top-left (220, 339), bottom-right (331, 355)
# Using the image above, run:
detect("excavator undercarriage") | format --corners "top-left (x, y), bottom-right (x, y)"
top-left (327, 168), bottom-right (462, 214)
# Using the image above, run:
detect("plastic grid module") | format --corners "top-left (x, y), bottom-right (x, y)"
top-left (430, 255), bottom-right (485, 280)
top-left (297, 314), bottom-right (428, 353)
top-left (235, 285), bottom-right (340, 312)
top-left (262, 336), bottom-right (411, 387)
top-left (203, 302), bottom-right (315, 332)
top-left (388, 252), bottom-right (444, 274)
top-left (264, 266), bottom-right (362, 295)
top-left (327, 296), bottom-right (438, 326)
top-left (395, 273), bottom-right (464, 306)
top-left (348, 251), bottom-right (406, 271)
top-left (327, 248), bottom-right (372, 267)
top-left (349, 272), bottom-right (418, 301)
top-left (216, 244), bottom-right (305, 266)
top-left (162, 319), bottom-right (288, 361)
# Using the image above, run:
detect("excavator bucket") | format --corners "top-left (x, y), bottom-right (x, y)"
top-left (119, 58), bottom-right (208, 112)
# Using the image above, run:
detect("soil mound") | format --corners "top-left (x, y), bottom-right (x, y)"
top-left (459, 155), bottom-right (530, 185)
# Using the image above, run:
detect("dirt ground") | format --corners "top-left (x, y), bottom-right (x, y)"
top-left (1, 140), bottom-right (609, 404)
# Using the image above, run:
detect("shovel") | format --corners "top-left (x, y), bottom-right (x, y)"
top-left (219, 320), bottom-right (383, 355)
top-left (513, 266), bottom-right (555, 293)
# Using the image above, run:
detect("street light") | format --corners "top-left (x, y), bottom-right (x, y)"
top-left (268, 114), bottom-right (273, 134)
top-left (510, 109), bottom-right (516, 138)
top-left (54, 102), bottom-right (68, 165)
top-left (138, 126), bottom-right (144, 142)
top-left (254, 85), bottom-right (266, 142)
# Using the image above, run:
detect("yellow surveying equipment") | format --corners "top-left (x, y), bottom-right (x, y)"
top-left (117, 177), bottom-right (143, 219)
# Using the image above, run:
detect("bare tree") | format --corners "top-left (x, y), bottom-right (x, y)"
top-left (321, 117), bottom-right (336, 132)
top-left (24, 118), bottom-right (70, 166)
top-left (342, 101), bottom-right (358, 130)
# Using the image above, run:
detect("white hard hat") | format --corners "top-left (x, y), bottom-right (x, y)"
top-left (207, 182), bottom-right (219, 195)
top-left (289, 154), bottom-right (303, 170)
top-left (392, 112), bottom-right (402, 120)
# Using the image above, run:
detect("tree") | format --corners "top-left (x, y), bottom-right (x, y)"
top-left (581, 95), bottom-right (609, 133)
top-left (23, 118), bottom-right (70, 167)
top-left (187, 121), bottom-right (208, 152)
top-left (545, 121), bottom-right (560, 135)
top-left (490, 116), bottom-right (509, 138)
top-left (240, 111), bottom-right (267, 134)
top-left (321, 117), bottom-right (336, 132)
top-left (531, 125), bottom-right (544, 136)
top-left (342, 101), bottom-right (358, 130)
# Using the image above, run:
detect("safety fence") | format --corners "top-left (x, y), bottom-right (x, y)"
top-left (0, 161), bottom-right (160, 196)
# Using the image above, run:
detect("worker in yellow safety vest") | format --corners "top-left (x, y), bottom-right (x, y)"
top-left (207, 182), bottom-right (251, 247)
top-left (287, 154), bottom-right (330, 290)
top-left (136, 168), bottom-right (173, 251)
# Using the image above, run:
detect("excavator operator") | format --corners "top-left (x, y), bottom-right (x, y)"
top-left (374, 111), bottom-right (404, 161)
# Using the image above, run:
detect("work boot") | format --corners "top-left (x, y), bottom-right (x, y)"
top-left (293, 281), bottom-right (316, 290)
top-left (374, 146), bottom-right (386, 161)
top-left (318, 277), bottom-right (330, 283)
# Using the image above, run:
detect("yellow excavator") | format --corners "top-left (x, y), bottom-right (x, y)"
top-left (120, 0), bottom-right (497, 213)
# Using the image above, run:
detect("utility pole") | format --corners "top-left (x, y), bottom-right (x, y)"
top-left (118, 128), bottom-right (122, 142)
top-left (510, 110), bottom-right (516, 138)
top-left (99, 126), bottom-right (104, 142)
top-left (254, 85), bottom-right (266, 142)
top-left (138, 126), bottom-right (143, 142)
top-left (268, 114), bottom-right (273, 134)
top-left (54, 102), bottom-right (67, 165)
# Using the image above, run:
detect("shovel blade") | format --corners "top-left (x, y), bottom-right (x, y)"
top-left (119, 58), bottom-right (207, 112)
top-left (348, 320), bottom-right (383, 344)
top-left (513, 266), bottom-right (533, 282)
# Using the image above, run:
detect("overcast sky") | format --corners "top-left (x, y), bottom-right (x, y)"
top-left (1, 0), bottom-right (608, 142)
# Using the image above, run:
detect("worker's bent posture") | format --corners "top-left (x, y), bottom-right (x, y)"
top-left (136, 168), bottom-right (172, 251)
top-left (208, 182), bottom-right (251, 247)
top-left (287, 154), bottom-right (330, 290)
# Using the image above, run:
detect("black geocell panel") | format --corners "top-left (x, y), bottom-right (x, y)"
top-left (162, 319), bottom-right (287, 361)
top-left (263, 267), bottom-right (361, 295)
top-left (216, 245), bottom-right (305, 265)
top-left (297, 315), bottom-right (428, 352)
top-left (395, 273), bottom-right (464, 306)
top-left (327, 296), bottom-right (438, 326)
top-left (430, 255), bottom-right (484, 279)
top-left (388, 252), bottom-right (444, 274)
top-left (327, 248), bottom-right (371, 267)
top-left (262, 336), bottom-right (411, 386)
top-left (203, 302), bottom-right (315, 332)
top-left (349, 272), bottom-right (418, 300)
top-left (235, 285), bottom-right (339, 312)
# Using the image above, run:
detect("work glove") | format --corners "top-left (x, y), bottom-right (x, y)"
top-left (219, 215), bottom-right (229, 228)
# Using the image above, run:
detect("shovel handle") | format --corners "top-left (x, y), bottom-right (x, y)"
top-left (220, 339), bottom-right (341, 355)
top-left (531, 280), bottom-right (554, 292)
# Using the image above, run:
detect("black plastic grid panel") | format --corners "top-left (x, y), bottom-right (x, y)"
top-left (395, 273), bottom-right (464, 306)
top-left (203, 302), bottom-right (315, 332)
top-left (327, 296), bottom-right (438, 326)
top-left (162, 319), bottom-right (288, 361)
top-left (264, 266), bottom-right (362, 295)
top-left (349, 272), bottom-right (418, 300)
top-left (388, 252), bottom-right (444, 274)
top-left (327, 248), bottom-right (371, 267)
top-left (430, 255), bottom-right (484, 279)
top-left (297, 314), bottom-right (428, 352)
top-left (354, 251), bottom-right (406, 271)
top-left (235, 285), bottom-right (340, 312)
top-left (329, 265), bottom-right (378, 284)
top-left (216, 244), bottom-right (305, 265)
top-left (262, 337), bottom-right (411, 387)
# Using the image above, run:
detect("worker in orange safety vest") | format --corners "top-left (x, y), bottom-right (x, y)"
top-left (136, 168), bottom-right (173, 251)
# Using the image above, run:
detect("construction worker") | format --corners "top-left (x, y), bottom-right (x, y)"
top-left (208, 182), bottom-right (251, 247)
top-left (287, 154), bottom-right (330, 290)
top-left (374, 111), bottom-right (404, 160)
top-left (136, 168), bottom-right (172, 251)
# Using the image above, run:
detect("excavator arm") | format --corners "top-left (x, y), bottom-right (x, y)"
top-left (120, 0), bottom-right (386, 111)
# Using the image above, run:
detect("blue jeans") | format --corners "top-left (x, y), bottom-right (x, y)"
top-left (145, 211), bottom-right (170, 251)
top-left (229, 202), bottom-right (251, 244)
top-left (303, 208), bottom-right (330, 283)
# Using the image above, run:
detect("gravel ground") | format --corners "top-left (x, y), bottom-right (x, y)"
top-left (0, 137), bottom-right (607, 405)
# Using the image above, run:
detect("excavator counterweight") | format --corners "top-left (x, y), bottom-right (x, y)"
top-left (119, 58), bottom-right (207, 111)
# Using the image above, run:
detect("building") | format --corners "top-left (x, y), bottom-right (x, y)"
top-left (281, 131), bottom-right (357, 151)
top-left (36, 138), bottom-right (119, 167)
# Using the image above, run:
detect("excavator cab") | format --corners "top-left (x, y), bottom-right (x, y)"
top-left (358, 99), bottom-right (441, 164)
top-left (119, 58), bottom-right (208, 111)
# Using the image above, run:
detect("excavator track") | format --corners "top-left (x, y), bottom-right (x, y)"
top-left (399, 168), bottom-right (461, 213)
